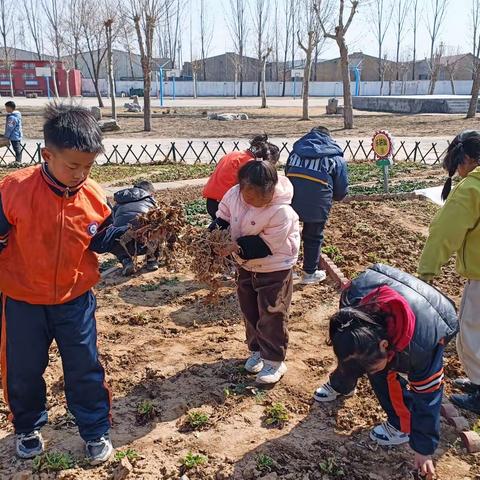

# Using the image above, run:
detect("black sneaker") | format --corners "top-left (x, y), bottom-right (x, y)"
top-left (85, 433), bottom-right (113, 466)
top-left (16, 430), bottom-right (44, 459)
top-left (450, 391), bottom-right (480, 414)
top-left (146, 259), bottom-right (159, 272)
top-left (121, 258), bottom-right (135, 276)
top-left (453, 377), bottom-right (480, 394)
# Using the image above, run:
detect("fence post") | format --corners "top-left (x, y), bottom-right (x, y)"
top-left (413, 142), bottom-right (419, 163)
top-left (171, 142), bottom-right (177, 163)
top-left (36, 143), bottom-right (42, 164)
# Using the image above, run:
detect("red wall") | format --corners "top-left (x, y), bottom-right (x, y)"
top-left (0, 60), bottom-right (81, 97)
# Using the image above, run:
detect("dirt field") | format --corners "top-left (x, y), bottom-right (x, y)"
top-left (0, 190), bottom-right (477, 480)
top-left (19, 106), bottom-right (480, 139)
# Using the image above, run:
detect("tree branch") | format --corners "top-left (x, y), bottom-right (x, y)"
top-left (344, 0), bottom-right (359, 33)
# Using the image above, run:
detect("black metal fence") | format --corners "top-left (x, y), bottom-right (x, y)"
top-left (0, 139), bottom-right (450, 166)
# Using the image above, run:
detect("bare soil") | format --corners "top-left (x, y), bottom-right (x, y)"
top-left (20, 106), bottom-right (480, 139)
top-left (0, 193), bottom-right (476, 479)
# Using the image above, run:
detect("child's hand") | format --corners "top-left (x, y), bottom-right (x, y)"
top-left (215, 241), bottom-right (239, 257)
top-left (414, 453), bottom-right (435, 479)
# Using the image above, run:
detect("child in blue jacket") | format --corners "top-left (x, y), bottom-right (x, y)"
top-left (4, 101), bottom-right (23, 163)
top-left (285, 127), bottom-right (348, 284)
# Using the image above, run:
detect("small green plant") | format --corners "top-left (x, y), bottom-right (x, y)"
top-left (322, 245), bottom-right (344, 264)
top-left (33, 451), bottom-right (75, 472)
top-left (223, 383), bottom-right (247, 397)
top-left (136, 399), bottom-right (157, 424)
top-left (264, 402), bottom-right (289, 428)
top-left (114, 448), bottom-right (140, 463)
top-left (256, 453), bottom-right (274, 473)
top-left (254, 390), bottom-right (267, 404)
top-left (140, 282), bottom-right (160, 292)
top-left (186, 410), bottom-right (210, 430)
top-left (100, 257), bottom-right (118, 272)
top-left (181, 451), bottom-right (208, 469)
top-left (318, 457), bottom-right (344, 476)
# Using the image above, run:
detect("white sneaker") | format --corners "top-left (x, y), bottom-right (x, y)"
top-left (300, 270), bottom-right (327, 285)
top-left (256, 360), bottom-right (287, 384)
top-left (16, 430), bottom-right (44, 459)
top-left (245, 351), bottom-right (264, 374)
top-left (370, 421), bottom-right (409, 446)
top-left (313, 381), bottom-right (356, 402)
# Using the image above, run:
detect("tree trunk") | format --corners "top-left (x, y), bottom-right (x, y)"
top-left (301, 39), bottom-right (312, 121)
top-left (193, 70), bottom-right (197, 98)
top-left (8, 64), bottom-right (13, 97)
top-left (449, 73), bottom-right (456, 95)
top-left (239, 48), bottom-right (243, 96)
top-left (339, 42), bottom-right (353, 129)
top-left (66, 69), bottom-right (71, 98)
top-left (50, 64), bottom-right (60, 98)
top-left (261, 60), bottom-right (267, 108)
top-left (93, 78), bottom-right (104, 108)
top-left (233, 65), bottom-right (238, 99)
top-left (106, 23), bottom-right (116, 120)
top-left (144, 72), bottom-right (151, 131)
top-left (467, 65), bottom-right (480, 118)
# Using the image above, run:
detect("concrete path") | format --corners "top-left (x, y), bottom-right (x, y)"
top-left (415, 185), bottom-right (444, 206)
top-left (103, 176), bottom-right (208, 196)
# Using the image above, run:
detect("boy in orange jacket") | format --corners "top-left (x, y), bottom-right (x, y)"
top-left (0, 104), bottom-right (128, 464)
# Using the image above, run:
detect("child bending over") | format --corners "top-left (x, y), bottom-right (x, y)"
top-left (211, 160), bottom-right (300, 384)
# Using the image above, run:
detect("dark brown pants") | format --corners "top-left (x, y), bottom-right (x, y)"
top-left (237, 267), bottom-right (293, 362)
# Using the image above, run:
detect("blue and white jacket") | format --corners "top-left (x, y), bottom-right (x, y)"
top-left (285, 129), bottom-right (348, 223)
top-left (5, 111), bottom-right (22, 141)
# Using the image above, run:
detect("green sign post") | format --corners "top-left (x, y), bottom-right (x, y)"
top-left (372, 131), bottom-right (394, 193)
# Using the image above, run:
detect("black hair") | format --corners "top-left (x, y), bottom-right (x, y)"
top-left (134, 180), bottom-right (155, 194)
top-left (238, 159), bottom-right (278, 195)
top-left (328, 305), bottom-right (390, 369)
top-left (248, 134), bottom-right (280, 164)
top-left (314, 126), bottom-right (330, 135)
top-left (442, 130), bottom-right (480, 200)
top-left (5, 101), bottom-right (15, 110)
top-left (43, 102), bottom-right (104, 154)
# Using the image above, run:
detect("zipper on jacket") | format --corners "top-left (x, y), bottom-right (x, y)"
top-left (53, 188), bottom-right (69, 302)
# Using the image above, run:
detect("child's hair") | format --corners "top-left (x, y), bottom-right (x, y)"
top-left (5, 101), bottom-right (15, 110)
top-left (134, 180), bottom-right (155, 194)
top-left (248, 133), bottom-right (280, 164)
top-left (43, 102), bottom-right (104, 154)
top-left (442, 130), bottom-right (480, 200)
top-left (314, 126), bottom-right (330, 135)
top-left (238, 159), bottom-right (278, 195)
top-left (328, 305), bottom-right (390, 369)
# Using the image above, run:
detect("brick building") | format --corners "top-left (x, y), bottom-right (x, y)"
top-left (0, 60), bottom-right (81, 97)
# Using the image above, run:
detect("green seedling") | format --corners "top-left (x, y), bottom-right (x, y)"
top-left (256, 453), bottom-right (274, 472)
top-left (186, 410), bottom-right (210, 430)
top-left (140, 283), bottom-right (160, 292)
top-left (100, 258), bottom-right (118, 272)
top-left (318, 457), bottom-right (344, 476)
top-left (33, 451), bottom-right (75, 472)
top-left (136, 399), bottom-right (157, 424)
top-left (181, 451), bottom-right (208, 469)
top-left (264, 402), bottom-right (289, 428)
top-left (114, 448), bottom-right (140, 463)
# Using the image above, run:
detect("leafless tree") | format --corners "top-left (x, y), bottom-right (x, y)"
top-left (119, 22), bottom-right (137, 78)
top-left (369, 0), bottom-right (393, 82)
top-left (63, 0), bottom-right (84, 70)
top-left (394, 0), bottom-right (410, 80)
top-left (426, 41), bottom-right (445, 95)
top-left (252, 0), bottom-right (269, 96)
top-left (105, 18), bottom-right (116, 119)
top-left (410, 0), bottom-right (419, 80)
top-left (273, 0), bottom-right (280, 81)
top-left (22, 0), bottom-right (44, 60)
top-left (42, 0), bottom-right (64, 61)
top-left (317, 0), bottom-right (360, 129)
top-left (468, 0), bottom-right (480, 118)
top-left (227, 0), bottom-right (248, 96)
top-left (281, 0), bottom-right (294, 96)
top-left (199, 0), bottom-right (213, 80)
top-left (131, 0), bottom-right (173, 131)
top-left (425, 0), bottom-right (449, 94)
top-left (297, 0), bottom-right (331, 120)
top-left (191, 59), bottom-right (202, 98)
top-left (443, 49), bottom-right (463, 95)
top-left (0, 0), bottom-right (14, 97)
top-left (158, 0), bottom-right (184, 67)
top-left (230, 54), bottom-right (240, 99)
top-left (260, 47), bottom-right (272, 108)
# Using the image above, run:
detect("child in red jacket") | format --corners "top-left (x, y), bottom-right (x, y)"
top-left (203, 134), bottom-right (280, 220)
top-left (0, 104), bottom-right (127, 464)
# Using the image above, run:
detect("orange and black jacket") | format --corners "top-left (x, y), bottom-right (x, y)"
top-left (0, 164), bottom-right (128, 305)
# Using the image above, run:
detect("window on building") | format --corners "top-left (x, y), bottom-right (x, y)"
top-left (22, 73), bottom-right (36, 80)
top-left (25, 80), bottom-right (38, 86)
top-left (23, 63), bottom-right (36, 70)
top-left (419, 74), bottom-right (428, 80)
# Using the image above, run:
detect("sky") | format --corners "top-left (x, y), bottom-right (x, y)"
top-left (182, 0), bottom-right (471, 63)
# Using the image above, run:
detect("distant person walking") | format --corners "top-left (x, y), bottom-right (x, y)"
top-left (4, 101), bottom-right (23, 163)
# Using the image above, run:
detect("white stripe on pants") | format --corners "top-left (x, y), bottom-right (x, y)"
top-left (457, 280), bottom-right (480, 384)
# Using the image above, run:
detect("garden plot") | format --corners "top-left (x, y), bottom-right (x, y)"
top-left (0, 188), bottom-right (478, 480)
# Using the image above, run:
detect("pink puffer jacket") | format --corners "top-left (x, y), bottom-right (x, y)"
top-left (217, 175), bottom-right (300, 273)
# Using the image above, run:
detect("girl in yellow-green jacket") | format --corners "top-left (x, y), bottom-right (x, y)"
top-left (418, 130), bottom-right (480, 415)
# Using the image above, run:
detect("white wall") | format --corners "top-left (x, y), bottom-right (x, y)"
top-left (81, 78), bottom-right (475, 97)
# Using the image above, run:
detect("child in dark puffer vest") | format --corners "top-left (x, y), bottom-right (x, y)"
top-left (112, 180), bottom-right (158, 275)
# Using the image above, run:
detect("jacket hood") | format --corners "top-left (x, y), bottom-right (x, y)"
top-left (292, 129), bottom-right (343, 158)
top-left (270, 175), bottom-right (294, 205)
top-left (9, 111), bottom-right (21, 119)
top-left (114, 187), bottom-right (153, 204)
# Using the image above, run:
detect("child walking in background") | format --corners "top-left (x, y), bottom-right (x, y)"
top-left (418, 130), bottom-right (480, 414)
top-left (4, 101), bottom-right (23, 163)
top-left (0, 104), bottom-right (128, 464)
top-left (211, 160), bottom-right (300, 384)
top-left (112, 180), bottom-right (159, 276)
top-left (203, 134), bottom-right (280, 220)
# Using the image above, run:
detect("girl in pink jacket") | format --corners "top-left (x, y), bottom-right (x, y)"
top-left (212, 160), bottom-right (300, 384)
